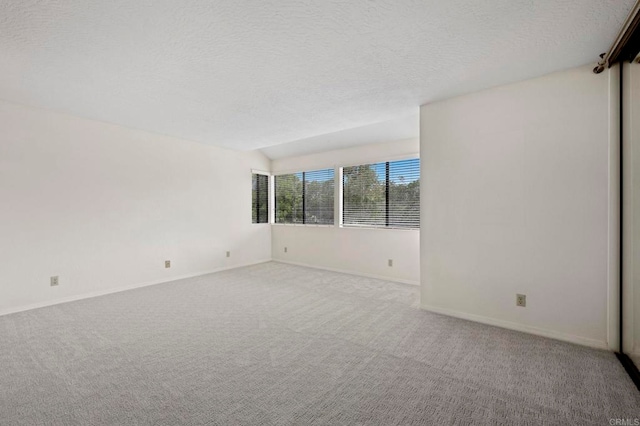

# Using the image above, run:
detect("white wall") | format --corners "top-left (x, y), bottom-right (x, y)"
top-left (271, 138), bottom-right (420, 284)
top-left (623, 61), bottom-right (640, 363)
top-left (420, 65), bottom-right (618, 349)
top-left (0, 100), bottom-right (272, 314)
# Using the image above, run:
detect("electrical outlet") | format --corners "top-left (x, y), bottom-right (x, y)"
top-left (226, 251), bottom-right (231, 258)
top-left (284, 247), bottom-right (288, 253)
top-left (165, 260), bottom-right (171, 268)
top-left (388, 259), bottom-right (393, 267)
top-left (50, 276), bottom-right (59, 287)
top-left (516, 294), bottom-right (526, 307)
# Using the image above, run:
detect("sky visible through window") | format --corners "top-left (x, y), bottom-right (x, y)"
top-left (374, 159), bottom-right (419, 183)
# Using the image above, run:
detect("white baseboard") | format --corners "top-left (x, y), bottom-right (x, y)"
top-left (421, 303), bottom-right (609, 350)
top-left (273, 259), bottom-right (419, 286)
top-left (0, 259), bottom-right (272, 317)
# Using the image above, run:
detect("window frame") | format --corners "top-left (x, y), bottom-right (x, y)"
top-left (340, 157), bottom-right (420, 230)
top-left (251, 171), bottom-right (270, 224)
top-left (273, 168), bottom-right (336, 226)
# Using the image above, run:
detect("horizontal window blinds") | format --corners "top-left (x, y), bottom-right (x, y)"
top-left (304, 168), bottom-right (334, 225)
top-left (343, 158), bottom-right (419, 229)
top-left (388, 158), bottom-right (420, 228)
top-left (252, 173), bottom-right (269, 224)
top-left (343, 163), bottom-right (386, 227)
top-left (275, 173), bottom-right (303, 224)
top-left (275, 169), bottom-right (334, 225)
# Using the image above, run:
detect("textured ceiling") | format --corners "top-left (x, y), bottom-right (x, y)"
top-left (0, 0), bottom-right (634, 155)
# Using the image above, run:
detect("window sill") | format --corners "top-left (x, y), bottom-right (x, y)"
top-left (340, 225), bottom-right (419, 232)
top-left (271, 223), bottom-right (335, 228)
top-left (268, 223), bottom-right (418, 231)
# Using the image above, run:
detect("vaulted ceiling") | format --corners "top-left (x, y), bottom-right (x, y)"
top-left (0, 0), bottom-right (633, 156)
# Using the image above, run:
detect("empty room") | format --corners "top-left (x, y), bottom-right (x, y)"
top-left (2, 0), bottom-right (640, 424)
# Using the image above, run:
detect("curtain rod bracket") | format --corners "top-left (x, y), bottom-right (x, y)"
top-left (594, 53), bottom-right (608, 74)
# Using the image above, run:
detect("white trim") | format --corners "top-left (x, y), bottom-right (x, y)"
top-left (273, 259), bottom-right (419, 286)
top-left (272, 166), bottom-right (336, 176)
top-left (607, 63), bottom-right (621, 351)
top-left (251, 169), bottom-right (270, 176)
top-left (269, 174), bottom-right (275, 224)
top-left (0, 259), bottom-right (272, 317)
top-left (421, 303), bottom-right (609, 350)
top-left (271, 223), bottom-right (334, 228)
top-left (336, 165), bottom-right (343, 227)
top-left (340, 224), bottom-right (420, 232)
top-left (338, 152), bottom-right (420, 170)
top-left (272, 166), bottom-right (336, 177)
top-left (622, 61), bottom-right (636, 354)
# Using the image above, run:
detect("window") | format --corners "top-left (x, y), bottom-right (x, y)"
top-left (252, 173), bottom-right (269, 224)
top-left (304, 169), bottom-right (335, 224)
top-left (342, 158), bottom-right (419, 229)
top-left (274, 173), bottom-right (303, 224)
top-left (275, 168), bottom-right (334, 225)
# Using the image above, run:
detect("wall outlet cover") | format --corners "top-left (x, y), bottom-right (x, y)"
top-left (165, 260), bottom-right (171, 268)
top-left (516, 294), bottom-right (526, 307)
top-left (50, 276), bottom-right (59, 286)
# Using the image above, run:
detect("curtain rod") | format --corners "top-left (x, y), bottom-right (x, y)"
top-left (594, 0), bottom-right (640, 73)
